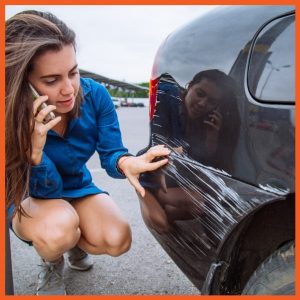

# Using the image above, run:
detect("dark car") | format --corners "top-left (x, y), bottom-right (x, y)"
top-left (137, 6), bottom-right (295, 295)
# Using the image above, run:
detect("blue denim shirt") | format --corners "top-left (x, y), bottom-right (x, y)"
top-left (29, 77), bottom-right (128, 199)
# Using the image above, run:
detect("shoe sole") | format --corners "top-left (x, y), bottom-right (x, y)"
top-left (36, 291), bottom-right (67, 295)
top-left (67, 260), bottom-right (93, 271)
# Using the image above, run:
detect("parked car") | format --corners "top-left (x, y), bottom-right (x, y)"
top-left (112, 97), bottom-right (120, 109)
top-left (137, 6), bottom-right (295, 295)
top-left (120, 100), bottom-right (145, 107)
top-left (136, 102), bottom-right (145, 107)
top-left (120, 99), bottom-right (130, 107)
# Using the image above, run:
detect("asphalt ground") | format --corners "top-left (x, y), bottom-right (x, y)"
top-left (9, 106), bottom-right (199, 295)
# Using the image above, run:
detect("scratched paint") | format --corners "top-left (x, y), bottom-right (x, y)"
top-left (137, 73), bottom-right (294, 293)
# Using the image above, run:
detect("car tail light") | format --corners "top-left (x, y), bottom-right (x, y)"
top-left (149, 36), bottom-right (169, 120)
top-left (149, 77), bottom-right (159, 120)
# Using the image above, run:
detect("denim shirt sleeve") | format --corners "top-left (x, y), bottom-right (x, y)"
top-left (91, 81), bottom-right (128, 179)
top-left (29, 152), bottom-right (63, 198)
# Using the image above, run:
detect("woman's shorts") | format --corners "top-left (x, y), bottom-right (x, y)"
top-left (7, 204), bottom-right (33, 246)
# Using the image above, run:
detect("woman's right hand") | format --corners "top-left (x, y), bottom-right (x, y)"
top-left (31, 95), bottom-right (61, 165)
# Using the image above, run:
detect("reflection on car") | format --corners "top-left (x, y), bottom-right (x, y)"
top-left (137, 5), bottom-right (295, 295)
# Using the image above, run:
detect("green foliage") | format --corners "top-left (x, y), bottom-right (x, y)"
top-left (107, 82), bottom-right (149, 98)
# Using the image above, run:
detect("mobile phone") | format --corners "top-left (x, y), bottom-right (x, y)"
top-left (29, 83), bottom-right (55, 122)
top-left (204, 104), bottom-right (220, 122)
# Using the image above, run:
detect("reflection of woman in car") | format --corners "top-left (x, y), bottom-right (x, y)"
top-left (185, 70), bottom-right (240, 172)
top-left (140, 70), bottom-right (241, 232)
top-left (152, 69), bottom-right (240, 173)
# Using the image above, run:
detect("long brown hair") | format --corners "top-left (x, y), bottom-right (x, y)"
top-left (6, 10), bottom-right (83, 218)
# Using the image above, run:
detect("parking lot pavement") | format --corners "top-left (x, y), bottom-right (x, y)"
top-left (9, 107), bottom-right (199, 295)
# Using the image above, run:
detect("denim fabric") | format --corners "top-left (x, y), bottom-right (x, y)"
top-left (29, 77), bottom-right (129, 199)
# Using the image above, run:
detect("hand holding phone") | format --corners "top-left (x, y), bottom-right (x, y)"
top-left (203, 105), bottom-right (222, 127)
top-left (29, 83), bottom-right (56, 123)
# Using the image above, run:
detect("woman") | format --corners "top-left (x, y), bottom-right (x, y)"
top-left (5, 10), bottom-right (170, 295)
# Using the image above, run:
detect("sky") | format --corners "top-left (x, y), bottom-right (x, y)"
top-left (5, 5), bottom-right (218, 83)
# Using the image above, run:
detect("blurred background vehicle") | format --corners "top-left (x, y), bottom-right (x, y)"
top-left (137, 5), bottom-right (295, 295)
top-left (112, 97), bottom-right (120, 109)
top-left (121, 98), bottom-right (146, 107)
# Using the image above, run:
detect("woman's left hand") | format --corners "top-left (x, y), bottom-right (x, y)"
top-left (118, 145), bottom-right (171, 197)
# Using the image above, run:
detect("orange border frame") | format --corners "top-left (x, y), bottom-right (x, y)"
top-left (1, 0), bottom-right (298, 299)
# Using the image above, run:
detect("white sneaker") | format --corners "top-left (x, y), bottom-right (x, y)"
top-left (67, 246), bottom-right (93, 271)
top-left (36, 256), bottom-right (66, 295)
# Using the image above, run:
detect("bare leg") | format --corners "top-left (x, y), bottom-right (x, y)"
top-left (71, 193), bottom-right (132, 256)
top-left (12, 197), bottom-right (81, 261)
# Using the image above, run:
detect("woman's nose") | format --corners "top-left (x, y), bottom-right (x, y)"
top-left (196, 96), bottom-right (208, 108)
top-left (61, 80), bottom-right (74, 95)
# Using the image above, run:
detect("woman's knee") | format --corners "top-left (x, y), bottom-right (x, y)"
top-left (33, 206), bottom-right (81, 253)
top-left (105, 221), bottom-right (132, 256)
top-left (92, 220), bottom-right (132, 256)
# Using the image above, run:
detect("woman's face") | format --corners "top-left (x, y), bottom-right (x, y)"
top-left (28, 44), bottom-right (80, 115)
top-left (184, 78), bottom-right (223, 120)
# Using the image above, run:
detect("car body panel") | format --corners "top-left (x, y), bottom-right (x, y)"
top-left (138, 5), bottom-right (295, 294)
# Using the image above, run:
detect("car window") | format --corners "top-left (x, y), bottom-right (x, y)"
top-left (248, 14), bottom-right (295, 103)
